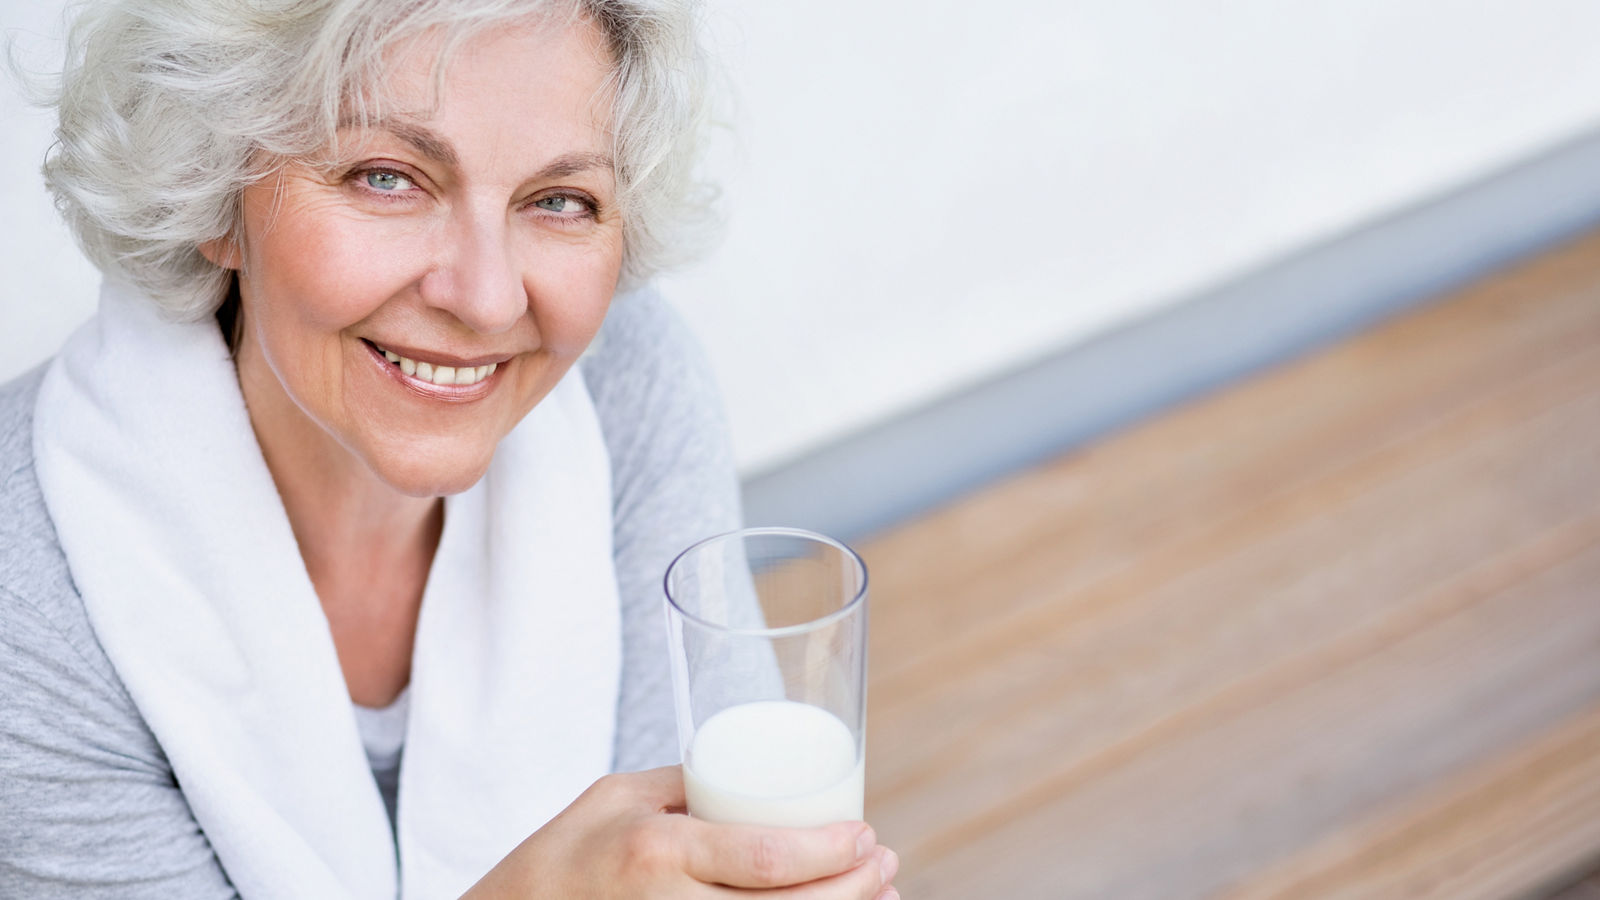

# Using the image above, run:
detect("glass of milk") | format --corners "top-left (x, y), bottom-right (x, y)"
top-left (664, 527), bottom-right (868, 828)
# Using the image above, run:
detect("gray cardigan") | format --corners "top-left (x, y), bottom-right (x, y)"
top-left (0, 290), bottom-right (741, 897)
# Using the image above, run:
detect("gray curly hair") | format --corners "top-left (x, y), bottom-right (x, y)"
top-left (40, 0), bottom-right (716, 320)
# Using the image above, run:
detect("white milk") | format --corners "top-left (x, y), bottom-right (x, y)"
top-left (684, 700), bottom-right (864, 827)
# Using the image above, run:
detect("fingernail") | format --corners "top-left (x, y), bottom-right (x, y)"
top-left (876, 887), bottom-right (901, 900)
top-left (878, 847), bottom-right (899, 883)
top-left (856, 826), bottom-right (876, 860)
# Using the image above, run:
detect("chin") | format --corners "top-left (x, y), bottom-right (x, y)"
top-left (364, 441), bottom-right (497, 499)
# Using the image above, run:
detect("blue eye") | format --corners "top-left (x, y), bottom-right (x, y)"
top-left (365, 170), bottom-right (413, 192)
top-left (535, 195), bottom-right (588, 214)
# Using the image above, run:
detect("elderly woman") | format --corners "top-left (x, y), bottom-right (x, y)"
top-left (0, 1), bottom-right (899, 898)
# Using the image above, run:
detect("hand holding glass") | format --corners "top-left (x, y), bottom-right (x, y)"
top-left (664, 528), bottom-right (868, 827)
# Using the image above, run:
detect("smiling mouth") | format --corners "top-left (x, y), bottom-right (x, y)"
top-left (365, 340), bottom-right (500, 387)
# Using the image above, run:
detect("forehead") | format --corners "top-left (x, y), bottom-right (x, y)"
top-left (344, 16), bottom-right (617, 166)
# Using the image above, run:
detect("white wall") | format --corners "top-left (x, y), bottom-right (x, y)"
top-left (6, 1), bottom-right (1600, 474)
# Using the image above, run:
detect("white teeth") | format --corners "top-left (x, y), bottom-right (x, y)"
top-left (374, 343), bottom-right (498, 386)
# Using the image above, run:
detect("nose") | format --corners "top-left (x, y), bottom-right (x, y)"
top-left (418, 203), bottom-right (527, 335)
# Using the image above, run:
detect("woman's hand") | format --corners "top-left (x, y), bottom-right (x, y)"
top-left (463, 766), bottom-right (900, 899)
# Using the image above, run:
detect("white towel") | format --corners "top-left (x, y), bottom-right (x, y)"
top-left (32, 280), bottom-right (621, 899)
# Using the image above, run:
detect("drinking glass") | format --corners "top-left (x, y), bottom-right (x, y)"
top-left (664, 527), bottom-right (868, 827)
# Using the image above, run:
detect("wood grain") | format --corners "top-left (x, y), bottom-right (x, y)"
top-left (857, 230), bottom-right (1600, 899)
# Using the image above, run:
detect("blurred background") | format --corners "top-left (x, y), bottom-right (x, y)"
top-left (6, 1), bottom-right (1600, 897)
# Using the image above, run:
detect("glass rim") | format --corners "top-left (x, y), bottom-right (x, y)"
top-left (663, 526), bottom-right (869, 638)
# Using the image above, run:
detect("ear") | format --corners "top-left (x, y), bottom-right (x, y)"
top-left (198, 235), bottom-right (241, 271)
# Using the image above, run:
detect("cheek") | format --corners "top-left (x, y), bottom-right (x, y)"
top-left (525, 240), bottom-right (622, 354)
top-left (238, 203), bottom-right (430, 429)
top-left (243, 194), bottom-right (427, 342)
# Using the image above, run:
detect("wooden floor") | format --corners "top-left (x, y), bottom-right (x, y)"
top-left (858, 229), bottom-right (1600, 899)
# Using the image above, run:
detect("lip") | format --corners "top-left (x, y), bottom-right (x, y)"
top-left (363, 339), bottom-right (501, 401)
top-left (362, 338), bottom-right (512, 369)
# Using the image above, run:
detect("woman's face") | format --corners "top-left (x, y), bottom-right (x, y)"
top-left (211, 19), bottom-right (622, 497)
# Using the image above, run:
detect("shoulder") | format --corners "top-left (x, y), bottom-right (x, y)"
top-left (0, 362), bottom-right (143, 739)
top-left (0, 365), bottom-right (82, 620)
top-left (580, 284), bottom-right (722, 422)
top-left (580, 284), bottom-right (730, 474)
top-left (576, 283), bottom-right (740, 555)
top-left (0, 362), bottom-right (150, 760)
top-left (0, 365), bottom-right (46, 483)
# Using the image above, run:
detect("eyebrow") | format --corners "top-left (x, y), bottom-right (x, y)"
top-left (382, 119), bottom-right (459, 168)
top-left (342, 117), bottom-right (615, 181)
top-left (534, 151), bottom-right (616, 180)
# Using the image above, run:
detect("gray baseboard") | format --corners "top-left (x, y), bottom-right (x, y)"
top-left (741, 124), bottom-right (1600, 543)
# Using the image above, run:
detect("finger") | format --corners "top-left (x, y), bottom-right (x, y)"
top-left (683, 819), bottom-right (875, 889)
top-left (710, 846), bottom-right (899, 900)
top-left (591, 765), bottom-right (687, 814)
top-left (631, 765), bottom-right (689, 811)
